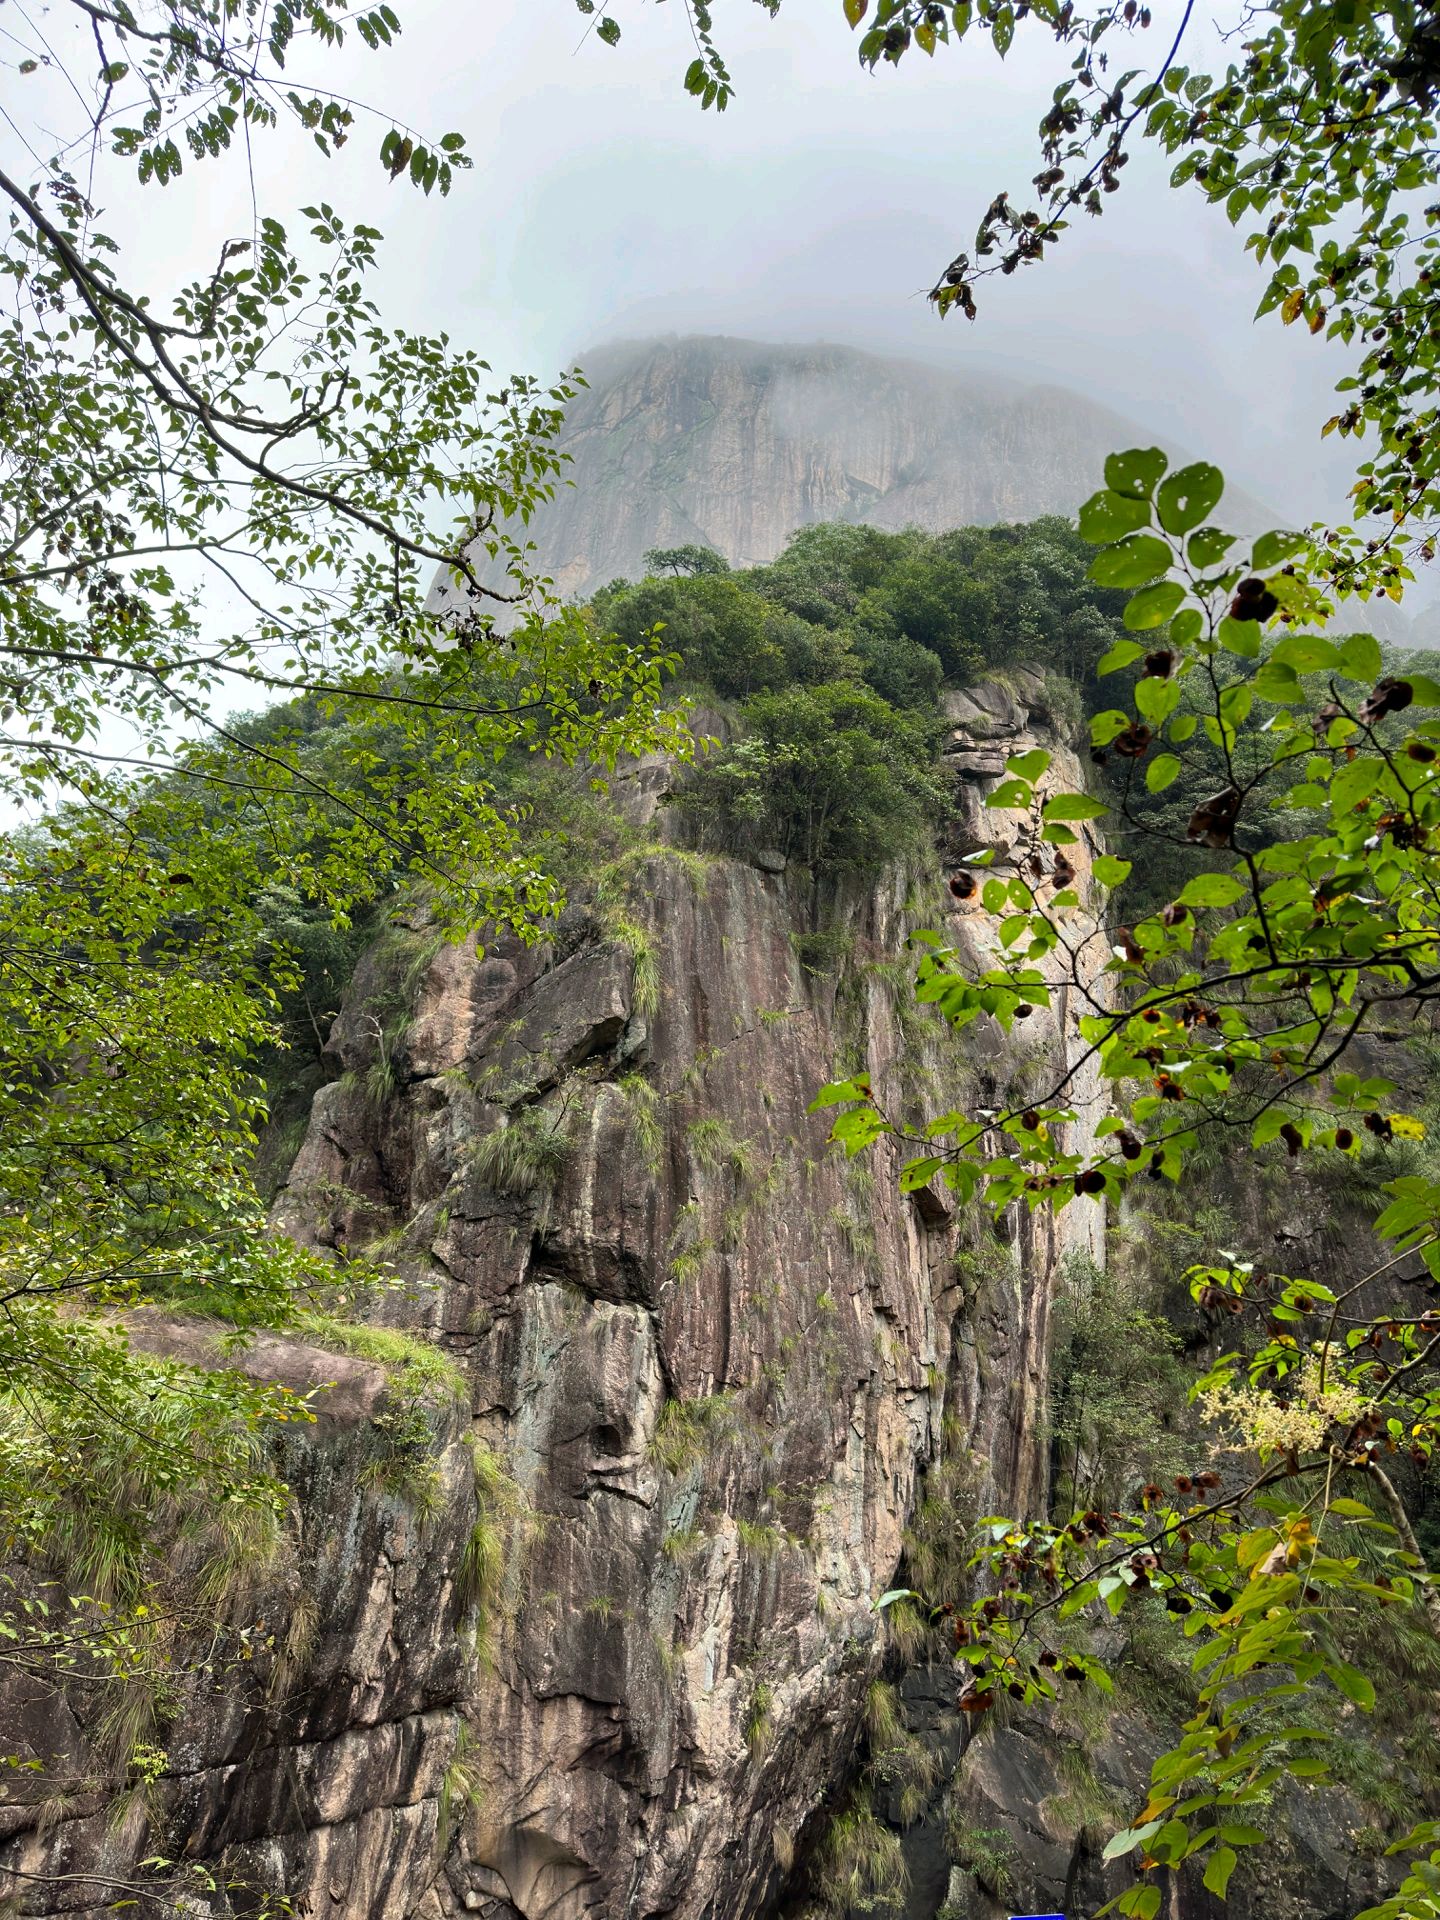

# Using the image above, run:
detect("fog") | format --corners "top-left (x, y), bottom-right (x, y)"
top-left (3, 0), bottom-right (1388, 534)
top-left (370, 0), bottom-right (1365, 529)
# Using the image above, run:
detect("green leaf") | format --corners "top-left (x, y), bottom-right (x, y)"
top-left (1328, 1661), bottom-right (1376, 1709)
top-left (1188, 527), bottom-right (1235, 569)
top-left (1042, 792), bottom-right (1108, 822)
top-left (899, 1157), bottom-right (944, 1191)
top-left (1117, 1885), bottom-right (1162, 1920)
top-left (809, 1077), bottom-right (871, 1110)
top-left (1124, 580), bottom-right (1187, 630)
top-left (986, 778), bottom-right (1034, 810)
top-left (1094, 854), bottom-right (1133, 886)
top-left (1331, 758), bottom-right (1380, 814)
top-left (1146, 753), bottom-right (1182, 792)
top-left (1219, 1824), bottom-right (1267, 1847)
top-left (1092, 709), bottom-right (1133, 745)
top-left (1253, 661), bottom-right (1303, 704)
top-left (1219, 614), bottom-right (1262, 657)
top-left (1079, 488), bottom-right (1153, 543)
top-left (1177, 872), bottom-right (1246, 908)
top-left (1097, 640), bottom-right (1146, 676)
top-left (1338, 632), bottom-right (1383, 682)
top-left (1104, 447), bottom-right (1169, 500)
top-left (1006, 748), bottom-right (1052, 781)
top-left (1104, 1819), bottom-right (1164, 1862)
top-left (1135, 676), bottom-right (1180, 724)
top-left (1273, 634), bottom-right (1340, 673)
top-left (1089, 536), bottom-right (1173, 589)
top-left (1253, 529), bottom-right (1307, 568)
top-left (1156, 462), bottom-right (1224, 536)
top-left (1204, 1847), bottom-right (1238, 1898)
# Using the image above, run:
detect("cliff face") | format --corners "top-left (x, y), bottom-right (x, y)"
top-left (0, 1327), bottom-right (481, 1920)
top-left (267, 667), bottom-right (1105, 1920)
top-left (2, 672), bottom-right (1402, 1920)
top-left (0, 669), bottom-right (1108, 1919)
top-left (457, 337), bottom-right (1163, 605)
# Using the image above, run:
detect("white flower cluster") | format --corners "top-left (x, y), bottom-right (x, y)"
top-left (1200, 1354), bottom-right (1371, 1458)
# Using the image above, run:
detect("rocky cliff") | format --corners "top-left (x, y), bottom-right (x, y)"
top-left (457, 337), bottom-right (1188, 606)
top-left (2, 671), bottom-right (1402, 1920)
top-left (265, 667), bottom-right (1106, 1920)
top-left (0, 671), bottom-right (1111, 1918)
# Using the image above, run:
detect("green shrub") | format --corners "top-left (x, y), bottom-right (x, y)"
top-left (679, 681), bottom-right (941, 874)
top-left (466, 1106), bottom-right (571, 1195)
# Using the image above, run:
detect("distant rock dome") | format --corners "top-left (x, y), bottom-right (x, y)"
top-left (445, 333), bottom-right (1179, 608)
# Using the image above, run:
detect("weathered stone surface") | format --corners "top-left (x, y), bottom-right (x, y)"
top-left (252, 677), bottom-right (1109, 1920)
top-left (10, 673), bottom-right (1357, 1920)
top-left (0, 1320), bottom-right (479, 1920)
top-left (434, 338), bottom-right (1282, 611)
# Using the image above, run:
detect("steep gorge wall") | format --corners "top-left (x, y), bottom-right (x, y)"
top-left (269, 667), bottom-right (1105, 1920)
top-left (0, 670), bottom-right (1107, 1920)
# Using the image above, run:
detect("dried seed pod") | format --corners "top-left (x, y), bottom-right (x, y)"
top-left (1229, 575), bottom-right (1279, 622)
top-left (1112, 723), bottom-right (1153, 758)
top-left (1360, 677), bottom-right (1414, 725)
top-left (1186, 786), bottom-right (1242, 848)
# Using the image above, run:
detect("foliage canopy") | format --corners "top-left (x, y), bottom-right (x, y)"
top-left (819, 452), bottom-right (1440, 1915)
top-left (0, 0), bottom-right (681, 1733)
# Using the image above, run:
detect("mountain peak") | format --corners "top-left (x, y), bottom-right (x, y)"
top-left (484, 333), bottom-right (1165, 603)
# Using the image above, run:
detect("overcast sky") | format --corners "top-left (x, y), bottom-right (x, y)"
top-left (361, 0), bottom-right (1364, 528)
top-left (9, 0), bottom-right (1376, 530)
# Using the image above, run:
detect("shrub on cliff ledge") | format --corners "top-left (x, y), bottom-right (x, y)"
top-left (677, 681), bottom-right (942, 873)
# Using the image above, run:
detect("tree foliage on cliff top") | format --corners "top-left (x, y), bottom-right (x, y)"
top-left (593, 516), bottom-right (1130, 871)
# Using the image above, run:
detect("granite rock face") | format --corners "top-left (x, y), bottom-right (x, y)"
top-left (265, 667), bottom-right (1102, 1920)
top-left (0, 1324), bottom-right (481, 1920)
top-left (0, 669), bottom-right (1100, 1920)
top-left (436, 336), bottom-right (1167, 609)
